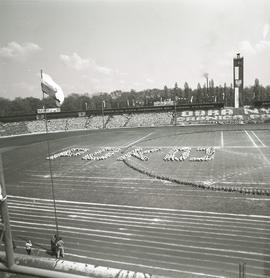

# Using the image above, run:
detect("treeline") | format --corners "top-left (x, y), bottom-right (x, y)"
top-left (1, 79), bottom-right (270, 117)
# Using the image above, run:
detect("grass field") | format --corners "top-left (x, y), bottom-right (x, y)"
top-left (0, 124), bottom-right (270, 278)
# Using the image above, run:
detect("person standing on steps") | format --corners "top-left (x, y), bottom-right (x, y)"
top-left (56, 237), bottom-right (64, 259)
top-left (25, 240), bottom-right (32, 255)
top-left (51, 234), bottom-right (57, 255)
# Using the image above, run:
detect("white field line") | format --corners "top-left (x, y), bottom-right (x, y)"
top-left (8, 195), bottom-right (270, 219)
top-left (8, 199), bottom-right (270, 224)
top-left (245, 130), bottom-right (270, 166)
top-left (11, 227), bottom-right (269, 264)
top-left (9, 205), bottom-right (270, 232)
top-left (221, 131), bottom-right (224, 148)
top-left (9, 184), bottom-right (270, 200)
top-left (9, 220), bottom-right (270, 258)
top-left (123, 132), bottom-right (153, 148)
top-left (7, 244), bottom-right (240, 278)
top-left (223, 146), bottom-right (268, 148)
top-left (8, 200), bottom-right (270, 224)
top-left (251, 131), bottom-right (266, 147)
top-left (244, 130), bottom-right (257, 147)
top-left (30, 174), bottom-right (156, 181)
top-left (6, 243), bottom-right (261, 278)
top-left (19, 180), bottom-right (143, 185)
top-left (10, 212), bottom-right (270, 243)
top-left (11, 216), bottom-right (269, 249)
top-left (63, 254), bottom-right (264, 278)
top-left (8, 229), bottom-right (227, 278)
top-left (10, 214), bottom-right (270, 239)
top-left (218, 181), bottom-right (270, 185)
top-left (10, 243), bottom-right (266, 277)
top-left (11, 229), bottom-right (270, 273)
top-left (125, 145), bottom-right (270, 149)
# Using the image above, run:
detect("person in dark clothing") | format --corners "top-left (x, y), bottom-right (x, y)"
top-left (51, 234), bottom-right (57, 255)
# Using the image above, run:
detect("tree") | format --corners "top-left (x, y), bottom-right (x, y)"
top-left (0, 98), bottom-right (11, 116)
top-left (197, 83), bottom-right (202, 103)
top-left (184, 82), bottom-right (189, 101)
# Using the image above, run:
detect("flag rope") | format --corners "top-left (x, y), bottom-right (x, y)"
top-left (41, 70), bottom-right (59, 237)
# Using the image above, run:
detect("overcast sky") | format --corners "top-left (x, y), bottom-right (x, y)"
top-left (0, 0), bottom-right (270, 99)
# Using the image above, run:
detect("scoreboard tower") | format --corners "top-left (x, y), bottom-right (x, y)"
top-left (233, 53), bottom-right (244, 108)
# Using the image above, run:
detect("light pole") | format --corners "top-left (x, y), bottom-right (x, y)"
top-left (203, 73), bottom-right (209, 101)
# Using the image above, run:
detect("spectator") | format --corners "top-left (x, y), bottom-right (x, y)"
top-left (56, 237), bottom-right (64, 259)
top-left (25, 240), bottom-right (32, 255)
top-left (51, 234), bottom-right (57, 255)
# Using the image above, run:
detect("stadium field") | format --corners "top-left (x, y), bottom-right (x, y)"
top-left (0, 124), bottom-right (270, 278)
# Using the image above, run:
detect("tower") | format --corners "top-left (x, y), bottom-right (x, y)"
top-left (233, 53), bottom-right (244, 108)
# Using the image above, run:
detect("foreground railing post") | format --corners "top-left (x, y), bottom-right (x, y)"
top-left (239, 262), bottom-right (246, 278)
top-left (0, 153), bottom-right (15, 268)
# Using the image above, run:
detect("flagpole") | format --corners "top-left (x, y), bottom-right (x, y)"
top-left (41, 69), bottom-right (59, 238)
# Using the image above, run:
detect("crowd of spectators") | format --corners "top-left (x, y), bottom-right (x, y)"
top-left (126, 112), bottom-right (172, 128)
top-left (0, 122), bottom-right (30, 136)
top-left (66, 117), bottom-right (86, 130)
top-left (86, 116), bottom-right (109, 129)
top-left (106, 115), bottom-right (130, 129)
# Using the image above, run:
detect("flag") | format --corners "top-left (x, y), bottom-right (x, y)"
top-left (41, 73), bottom-right (64, 107)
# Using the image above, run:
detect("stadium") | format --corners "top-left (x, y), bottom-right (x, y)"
top-left (1, 1), bottom-right (270, 277)
top-left (0, 94), bottom-right (270, 278)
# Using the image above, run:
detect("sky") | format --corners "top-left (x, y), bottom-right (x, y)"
top-left (0, 0), bottom-right (270, 100)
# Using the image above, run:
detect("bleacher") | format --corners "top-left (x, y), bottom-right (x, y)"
top-left (86, 115), bottom-right (108, 129)
top-left (126, 112), bottom-right (172, 128)
top-left (106, 114), bottom-right (130, 129)
top-left (0, 121), bottom-right (30, 136)
top-left (0, 107), bottom-right (269, 137)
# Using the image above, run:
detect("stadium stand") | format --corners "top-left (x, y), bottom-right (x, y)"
top-left (0, 121), bottom-right (30, 136)
top-left (0, 107), bottom-right (270, 137)
top-left (66, 117), bottom-right (86, 130)
top-left (106, 114), bottom-right (130, 129)
top-left (86, 115), bottom-right (108, 129)
top-left (126, 112), bottom-right (172, 128)
top-left (26, 120), bottom-right (45, 133)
